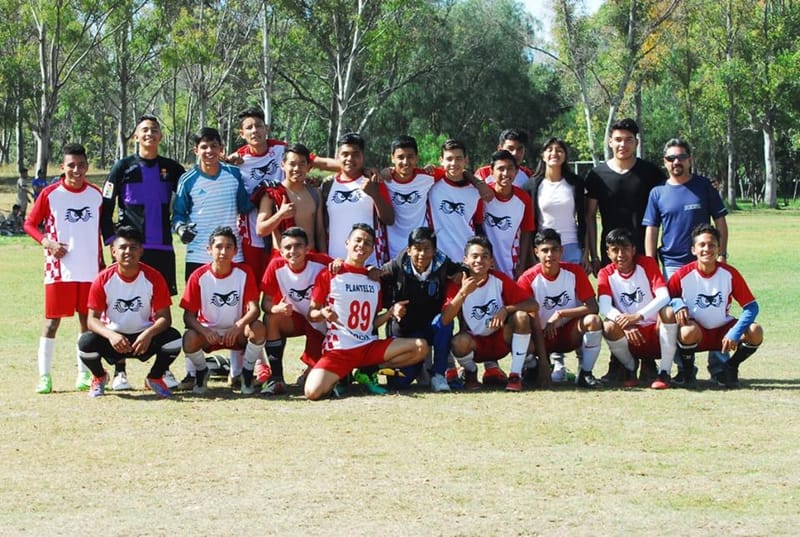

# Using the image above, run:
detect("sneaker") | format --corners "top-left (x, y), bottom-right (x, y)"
top-left (36, 374), bottom-right (53, 394)
top-left (261, 378), bottom-right (287, 396)
top-left (445, 367), bottom-right (464, 390)
top-left (296, 367), bottom-right (310, 388)
top-left (162, 370), bottom-right (179, 389)
top-left (622, 368), bottom-right (639, 388)
top-left (430, 373), bottom-right (451, 393)
top-left (551, 363), bottom-right (567, 383)
top-left (254, 360), bottom-right (271, 386)
top-left (709, 371), bottom-right (727, 388)
top-left (576, 370), bottom-right (601, 389)
top-left (650, 372), bottom-right (671, 390)
top-left (639, 358), bottom-right (658, 384)
top-left (353, 370), bottom-right (387, 395)
top-left (227, 374), bottom-right (241, 389)
top-left (145, 377), bottom-right (172, 398)
top-left (601, 359), bottom-right (625, 383)
top-left (75, 371), bottom-right (91, 391)
top-left (111, 371), bottom-right (132, 391)
top-left (461, 369), bottom-right (480, 390)
top-left (723, 363), bottom-right (741, 389)
top-left (672, 366), bottom-right (698, 388)
top-left (177, 374), bottom-right (196, 391)
top-left (505, 373), bottom-right (523, 392)
top-left (482, 365), bottom-right (508, 386)
top-left (89, 373), bottom-right (108, 398)
top-left (240, 381), bottom-right (257, 395)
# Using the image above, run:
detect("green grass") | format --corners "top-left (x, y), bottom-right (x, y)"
top-left (0, 212), bottom-right (799, 536)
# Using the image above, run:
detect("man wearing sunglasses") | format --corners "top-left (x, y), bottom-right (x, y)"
top-left (643, 138), bottom-right (728, 280)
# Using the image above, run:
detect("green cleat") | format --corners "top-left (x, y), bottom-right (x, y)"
top-left (353, 370), bottom-right (387, 395)
top-left (36, 374), bottom-right (53, 394)
top-left (75, 371), bottom-right (91, 391)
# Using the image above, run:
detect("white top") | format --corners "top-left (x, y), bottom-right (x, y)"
top-left (538, 178), bottom-right (578, 245)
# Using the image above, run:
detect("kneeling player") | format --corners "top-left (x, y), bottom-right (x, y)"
top-left (260, 227), bottom-right (330, 395)
top-left (304, 224), bottom-right (428, 400)
top-left (518, 229), bottom-right (603, 388)
top-left (442, 236), bottom-right (545, 391)
top-left (181, 227), bottom-right (266, 395)
top-left (78, 226), bottom-right (182, 398)
top-left (668, 224), bottom-right (763, 388)
top-left (597, 228), bottom-right (678, 389)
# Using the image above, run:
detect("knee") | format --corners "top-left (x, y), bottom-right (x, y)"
top-left (678, 324), bottom-right (699, 344)
top-left (414, 338), bottom-right (429, 360)
top-left (660, 306), bottom-right (676, 323)
top-left (511, 310), bottom-right (531, 331)
top-left (249, 320), bottom-right (267, 343)
top-left (584, 314), bottom-right (602, 332)
top-left (182, 330), bottom-right (204, 353)
top-left (304, 385), bottom-right (325, 401)
top-left (747, 323), bottom-right (764, 345)
top-left (603, 320), bottom-right (622, 339)
top-left (451, 332), bottom-right (473, 356)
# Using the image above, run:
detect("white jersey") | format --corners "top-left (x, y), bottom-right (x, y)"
top-left (668, 262), bottom-right (755, 329)
top-left (597, 255), bottom-right (665, 326)
top-left (518, 263), bottom-right (596, 330)
top-left (427, 177), bottom-right (483, 262)
top-left (180, 263), bottom-right (259, 330)
top-left (482, 186), bottom-right (534, 277)
top-left (444, 270), bottom-right (529, 337)
top-left (261, 253), bottom-right (331, 334)
top-left (312, 265), bottom-right (382, 350)
top-left (236, 141), bottom-right (288, 248)
top-left (384, 169), bottom-right (436, 258)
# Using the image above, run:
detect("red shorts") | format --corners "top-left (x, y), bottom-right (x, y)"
top-left (314, 339), bottom-right (393, 378)
top-left (202, 327), bottom-right (246, 352)
top-left (697, 319), bottom-right (738, 352)
top-left (242, 242), bottom-right (268, 282)
top-left (473, 330), bottom-right (510, 362)
top-left (288, 312), bottom-right (324, 364)
top-left (45, 281), bottom-right (91, 319)
top-left (627, 323), bottom-right (660, 359)
top-left (545, 318), bottom-right (580, 354)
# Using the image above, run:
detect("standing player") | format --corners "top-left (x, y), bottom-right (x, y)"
top-left (480, 150), bottom-right (535, 278)
top-left (24, 143), bottom-right (103, 394)
top-left (180, 227), bottom-right (266, 395)
top-left (668, 224), bottom-right (763, 389)
top-left (254, 143), bottom-right (327, 254)
top-left (474, 128), bottom-right (534, 188)
top-left (597, 228), bottom-right (678, 389)
top-left (260, 227), bottom-right (331, 395)
top-left (322, 132), bottom-right (395, 266)
top-left (304, 224), bottom-right (429, 401)
top-left (100, 114), bottom-right (185, 390)
top-left (442, 236), bottom-right (544, 391)
top-left (77, 226), bottom-right (182, 398)
top-left (518, 229), bottom-right (604, 389)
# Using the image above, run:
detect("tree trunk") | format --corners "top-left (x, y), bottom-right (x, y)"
top-left (15, 100), bottom-right (25, 173)
top-left (634, 77), bottom-right (643, 157)
top-left (762, 125), bottom-right (777, 208)
top-left (261, 1), bottom-right (272, 127)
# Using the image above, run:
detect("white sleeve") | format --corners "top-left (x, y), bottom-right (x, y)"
top-left (598, 294), bottom-right (620, 321)
top-left (637, 286), bottom-right (670, 322)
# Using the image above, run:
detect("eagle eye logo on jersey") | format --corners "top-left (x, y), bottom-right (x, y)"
top-left (543, 291), bottom-right (570, 309)
top-left (331, 189), bottom-right (364, 204)
top-left (485, 212), bottom-right (513, 231)
top-left (619, 288), bottom-right (645, 307)
top-left (471, 299), bottom-right (500, 321)
top-left (252, 161), bottom-right (280, 185)
top-left (392, 191), bottom-right (422, 205)
top-left (440, 200), bottom-right (465, 215)
top-left (113, 296), bottom-right (144, 313)
top-left (210, 290), bottom-right (241, 307)
top-left (288, 284), bottom-right (314, 302)
top-left (696, 292), bottom-right (723, 309)
top-left (65, 206), bottom-right (93, 223)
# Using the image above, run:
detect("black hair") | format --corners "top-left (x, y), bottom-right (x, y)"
top-left (63, 143), bottom-right (88, 159)
top-left (283, 143), bottom-right (311, 163)
top-left (691, 223), bottom-right (720, 243)
top-left (193, 127), bottom-right (223, 146)
top-left (441, 139), bottom-right (467, 157)
top-left (407, 227), bottom-right (436, 248)
top-left (464, 235), bottom-right (493, 257)
top-left (610, 118), bottom-right (639, 137)
top-left (114, 225), bottom-right (144, 245)
top-left (663, 137), bottom-right (691, 156)
top-left (280, 226), bottom-right (309, 245)
top-left (237, 107), bottom-right (266, 124)
top-left (337, 132), bottom-right (366, 151)
top-left (533, 137), bottom-right (570, 178)
top-left (349, 222), bottom-right (376, 241)
top-left (604, 227), bottom-right (634, 248)
top-left (208, 226), bottom-right (238, 248)
top-left (391, 135), bottom-right (418, 155)
top-left (534, 228), bottom-right (562, 247)
top-left (490, 150), bottom-right (518, 170)
top-left (136, 114), bottom-right (160, 128)
top-left (498, 128), bottom-right (529, 146)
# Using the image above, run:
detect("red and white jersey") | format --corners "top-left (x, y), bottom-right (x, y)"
top-left (475, 165), bottom-right (534, 189)
top-left (180, 262), bottom-right (259, 330)
top-left (88, 263), bottom-right (171, 334)
top-left (482, 186), bottom-right (534, 277)
top-left (597, 255), bottom-right (666, 326)
top-left (668, 262), bottom-right (755, 329)
top-left (325, 174), bottom-right (391, 265)
top-left (236, 141), bottom-right (287, 249)
top-left (312, 264), bottom-right (382, 351)
top-left (261, 252), bottom-right (331, 334)
top-left (427, 175), bottom-right (484, 262)
top-left (24, 179), bottom-right (103, 284)
top-left (518, 263), bottom-right (595, 330)
top-left (385, 169), bottom-right (436, 258)
top-left (444, 270), bottom-right (530, 337)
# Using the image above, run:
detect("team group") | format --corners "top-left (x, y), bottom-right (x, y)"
top-left (23, 109), bottom-right (763, 398)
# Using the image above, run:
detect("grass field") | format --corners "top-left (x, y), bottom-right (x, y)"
top-left (1, 210), bottom-right (799, 536)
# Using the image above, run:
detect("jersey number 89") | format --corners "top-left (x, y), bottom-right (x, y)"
top-left (347, 300), bottom-right (371, 331)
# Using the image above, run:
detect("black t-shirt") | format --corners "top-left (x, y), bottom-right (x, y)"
top-left (585, 159), bottom-right (665, 256)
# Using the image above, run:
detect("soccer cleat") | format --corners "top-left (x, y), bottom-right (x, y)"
top-left (709, 371), bottom-right (727, 388)
top-left (254, 360), bottom-right (271, 386)
top-left (639, 359), bottom-right (658, 384)
top-left (622, 367), bottom-right (639, 388)
top-left (261, 378), bottom-right (287, 396)
top-left (430, 373), bottom-right (451, 393)
top-left (482, 365), bottom-right (508, 386)
top-left (723, 362), bottom-right (741, 389)
top-left (353, 370), bottom-right (387, 395)
top-left (162, 370), bottom-right (179, 389)
top-left (36, 374), bottom-right (53, 394)
top-left (240, 381), bottom-right (257, 395)
top-left (296, 367), bottom-right (310, 389)
top-left (650, 371), bottom-right (671, 390)
top-left (461, 369), bottom-right (481, 390)
top-left (89, 373), bottom-right (108, 398)
top-left (505, 373), bottom-right (523, 392)
top-left (551, 363), bottom-right (567, 383)
top-left (378, 368), bottom-right (406, 377)
top-left (227, 374), bottom-right (241, 389)
top-left (111, 371), bottom-right (132, 391)
top-left (75, 371), bottom-right (91, 391)
top-left (145, 377), bottom-right (172, 398)
top-left (576, 370), bottom-right (601, 389)
top-left (445, 367), bottom-right (464, 390)
top-left (177, 374), bottom-right (196, 391)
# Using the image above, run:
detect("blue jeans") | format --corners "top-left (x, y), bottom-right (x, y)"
top-left (561, 243), bottom-right (583, 264)
top-left (386, 314), bottom-right (453, 388)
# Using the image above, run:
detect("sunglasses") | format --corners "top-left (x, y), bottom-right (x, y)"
top-left (664, 153), bottom-right (690, 162)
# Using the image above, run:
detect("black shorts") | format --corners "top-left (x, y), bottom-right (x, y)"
top-left (142, 248), bottom-right (178, 296)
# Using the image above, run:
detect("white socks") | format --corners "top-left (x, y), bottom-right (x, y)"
top-left (510, 333), bottom-right (532, 375)
top-left (606, 337), bottom-right (636, 371)
top-left (659, 323), bottom-right (678, 374)
top-left (580, 330), bottom-right (603, 372)
top-left (38, 337), bottom-right (55, 376)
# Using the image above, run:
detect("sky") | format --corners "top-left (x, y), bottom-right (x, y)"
top-left (521, 0), bottom-right (604, 40)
